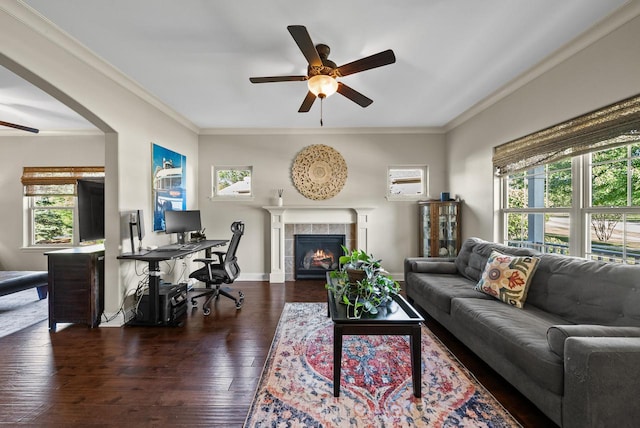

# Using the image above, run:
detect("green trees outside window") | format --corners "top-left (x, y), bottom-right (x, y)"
top-left (32, 196), bottom-right (74, 244)
top-left (503, 142), bottom-right (640, 263)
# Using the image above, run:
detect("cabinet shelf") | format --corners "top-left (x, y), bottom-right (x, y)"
top-left (419, 201), bottom-right (461, 257)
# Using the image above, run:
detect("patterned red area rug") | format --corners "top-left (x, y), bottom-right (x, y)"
top-left (245, 303), bottom-right (520, 427)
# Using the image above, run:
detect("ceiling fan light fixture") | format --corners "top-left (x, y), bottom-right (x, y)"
top-left (307, 75), bottom-right (338, 98)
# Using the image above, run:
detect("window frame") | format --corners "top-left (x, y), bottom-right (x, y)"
top-left (499, 145), bottom-right (640, 264)
top-left (385, 165), bottom-right (428, 201)
top-left (27, 195), bottom-right (76, 247)
top-left (211, 165), bottom-right (254, 200)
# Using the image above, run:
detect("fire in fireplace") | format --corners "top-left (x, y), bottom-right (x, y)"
top-left (294, 234), bottom-right (345, 279)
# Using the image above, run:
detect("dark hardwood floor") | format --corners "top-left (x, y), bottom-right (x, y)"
top-left (0, 280), bottom-right (556, 427)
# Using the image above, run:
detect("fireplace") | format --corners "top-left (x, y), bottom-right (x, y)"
top-left (294, 234), bottom-right (345, 279)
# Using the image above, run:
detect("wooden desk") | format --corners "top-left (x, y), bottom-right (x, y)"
top-left (118, 239), bottom-right (227, 326)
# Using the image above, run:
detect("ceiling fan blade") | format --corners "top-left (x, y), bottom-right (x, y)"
top-left (335, 49), bottom-right (396, 77)
top-left (337, 83), bottom-right (373, 108)
top-left (287, 25), bottom-right (322, 67)
top-left (298, 91), bottom-right (316, 113)
top-left (0, 120), bottom-right (39, 133)
top-left (250, 75), bottom-right (307, 83)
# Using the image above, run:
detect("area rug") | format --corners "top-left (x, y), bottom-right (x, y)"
top-left (0, 288), bottom-right (48, 339)
top-left (245, 303), bottom-right (520, 427)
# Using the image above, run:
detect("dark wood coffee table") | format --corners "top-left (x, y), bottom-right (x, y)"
top-left (326, 273), bottom-right (425, 398)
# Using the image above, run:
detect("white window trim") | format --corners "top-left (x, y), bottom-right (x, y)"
top-left (385, 165), bottom-right (428, 201)
top-left (23, 196), bottom-right (79, 249)
top-left (498, 151), bottom-right (640, 262)
top-left (210, 165), bottom-right (254, 201)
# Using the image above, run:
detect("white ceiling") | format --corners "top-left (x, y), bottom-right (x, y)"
top-left (0, 0), bottom-right (631, 132)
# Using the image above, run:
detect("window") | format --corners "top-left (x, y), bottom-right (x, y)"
top-left (585, 143), bottom-right (640, 263)
top-left (501, 144), bottom-right (640, 264)
top-left (22, 167), bottom-right (105, 246)
top-left (386, 165), bottom-right (427, 200)
top-left (503, 160), bottom-right (572, 255)
top-left (212, 166), bottom-right (253, 199)
top-left (496, 94), bottom-right (640, 264)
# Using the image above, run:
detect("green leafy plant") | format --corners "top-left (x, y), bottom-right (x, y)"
top-left (327, 246), bottom-right (400, 318)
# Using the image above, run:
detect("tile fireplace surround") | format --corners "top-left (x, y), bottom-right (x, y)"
top-left (263, 206), bottom-right (374, 283)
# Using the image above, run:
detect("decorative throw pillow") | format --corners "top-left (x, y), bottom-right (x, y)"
top-left (474, 250), bottom-right (540, 308)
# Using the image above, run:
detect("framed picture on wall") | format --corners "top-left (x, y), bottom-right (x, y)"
top-left (151, 143), bottom-right (186, 231)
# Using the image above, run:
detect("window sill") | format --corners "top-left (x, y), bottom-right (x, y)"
top-left (209, 196), bottom-right (255, 202)
top-left (21, 245), bottom-right (74, 253)
top-left (386, 195), bottom-right (427, 202)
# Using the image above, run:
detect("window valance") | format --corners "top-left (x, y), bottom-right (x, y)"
top-left (22, 166), bottom-right (104, 196)
top-left (493, 94), bottom-right (640, 176)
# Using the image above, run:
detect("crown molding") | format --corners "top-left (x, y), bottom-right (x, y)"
top-left (0, 129), bottom-right (104, 137)
top-left (199, 126), bottom-right (445, 136)
top-left (3, 1), bottom-right (199, 133)
top-left (445, 0), bottom-right (640, 132)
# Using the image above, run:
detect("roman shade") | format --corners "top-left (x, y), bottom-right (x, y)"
top-left (21, 166), bottom-right (104, 196)
top-left (493, 94), bottom-right (640, 177)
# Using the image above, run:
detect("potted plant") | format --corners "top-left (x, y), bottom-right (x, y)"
top-left (326, 246), bottom-right (400, 318)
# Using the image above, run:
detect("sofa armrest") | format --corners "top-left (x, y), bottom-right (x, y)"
top-left (547, 324), bottom-right (640, 358)
top-left (563, 336), bottom-right (640, 428)
top-left (404, 257), bottom-right (457, 283)
top-left (404, 257), bottom-right (456, 272)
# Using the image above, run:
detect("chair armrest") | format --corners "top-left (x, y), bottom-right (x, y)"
top-left (194, 255), bottom-right (222, 265)
top-left (563, 336), bottom-right (640, 428)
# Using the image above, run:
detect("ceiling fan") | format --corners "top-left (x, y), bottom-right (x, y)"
top-left (0, 120), bottom-right (39, 133)
top-left (249, 25), bottom-right (396, 122)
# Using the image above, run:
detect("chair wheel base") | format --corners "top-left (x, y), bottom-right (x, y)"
top-left (235, 291), bottom-right (244, 309)
top-left (203, 307), bottom-right (211, 316)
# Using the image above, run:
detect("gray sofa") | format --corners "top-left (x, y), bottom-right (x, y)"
top-left (404, 237), bottom-right (640, 428)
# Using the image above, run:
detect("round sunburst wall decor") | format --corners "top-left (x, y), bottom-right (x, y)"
top-left (291, 144), bottom-right (348, 200)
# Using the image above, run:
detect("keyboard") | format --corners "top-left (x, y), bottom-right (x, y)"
top-left (155, 243), bottom-right (199, 252)
top-left (155, 244), bottom-right (185, 252)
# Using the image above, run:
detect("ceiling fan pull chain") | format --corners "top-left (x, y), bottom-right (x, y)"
top-left (320, 97), bottom-right (324, 127)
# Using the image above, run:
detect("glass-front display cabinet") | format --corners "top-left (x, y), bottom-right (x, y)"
top-left (419, 200), bottom-right (462, 257)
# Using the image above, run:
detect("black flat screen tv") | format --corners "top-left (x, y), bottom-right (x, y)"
top-left (77, 178), bottom-right (105, 242)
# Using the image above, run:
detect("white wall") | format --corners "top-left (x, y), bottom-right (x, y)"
top-left (446, 12), bottom-right (640, 240)
top-left (198, 132), bottom-right (447, 276)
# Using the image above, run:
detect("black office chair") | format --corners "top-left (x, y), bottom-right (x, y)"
top-left (189, 221), bottom-right (244, 315)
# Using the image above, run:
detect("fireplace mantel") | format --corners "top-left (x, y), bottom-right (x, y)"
top-left (263, 205), bottom-right (374, 283)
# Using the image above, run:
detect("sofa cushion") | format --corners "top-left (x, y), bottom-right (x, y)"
top-left (475, 250), bottom-right (540, 308)
top-left (525, 253), bottom-right (640, 326)
top-left (454, 237), bottom-right (540, 282)
top-left (451, 297), bottom-right (566, 395)
top-left (547, 324), bottom-right (640, 358)
top-left (405, 271), bottom-right (492, 314)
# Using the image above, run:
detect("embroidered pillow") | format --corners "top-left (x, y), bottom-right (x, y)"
top-left (475, 250), bottom-right (540, 308)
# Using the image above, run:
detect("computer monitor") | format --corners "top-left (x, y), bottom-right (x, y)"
top-left (164, 210), bottom-right (202, 244)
